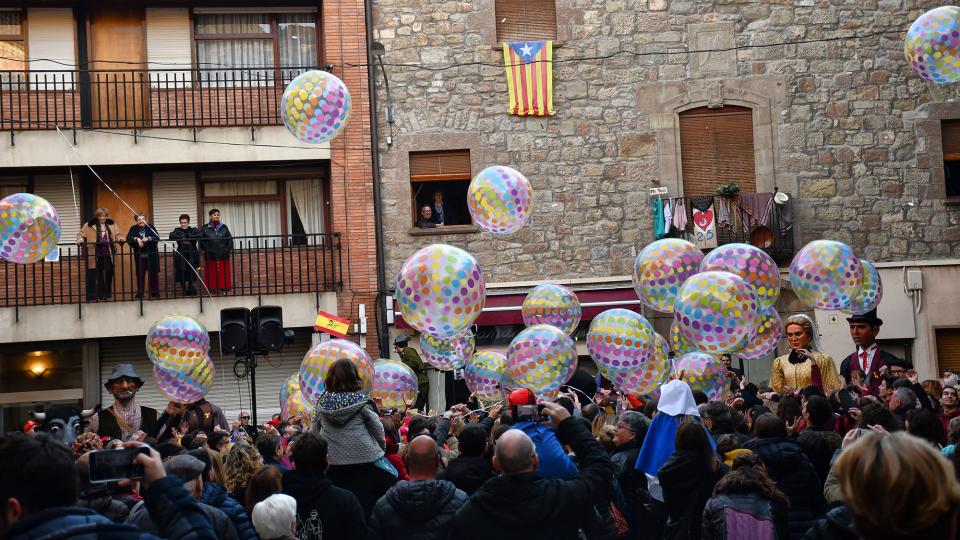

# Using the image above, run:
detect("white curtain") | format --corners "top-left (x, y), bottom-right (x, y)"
top-left (195, 14), bottom-right (272, 82)
top-left (286, 179), bottom-right (324, 244)
top-left (203, 180), bottom-right (281, 248)
top-left (278, 13), bottom-right (316, 81)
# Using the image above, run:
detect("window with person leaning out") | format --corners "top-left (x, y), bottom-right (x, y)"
top-left (415, 189), bottom-right (469, 229)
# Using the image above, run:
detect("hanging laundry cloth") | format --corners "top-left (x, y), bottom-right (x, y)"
top-left (663, 198), bottom-right (673, 234)
top-left (653, 198), bottom-right (666, 239)
top-left (716, 196), bottom-right (732, 228)
top-left (690, 196), bottom-right (717, 249)
top-left (776, 197), bottom-right (794, 235)
top-left (737, 193), bottom-right (774, 234)
top-left (672, 198), bottom-right (688, 231)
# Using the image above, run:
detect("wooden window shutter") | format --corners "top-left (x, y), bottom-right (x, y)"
top-left (942, 120), bottom-right (960, 160)
top-left (495, 0), bottom-right (557, 43)
top-left (937, 328), bottom-right (960, 373)
top-left (409, 150), bottom-right (471, 182)
top-left (679, 106), bottom-right (757, 197)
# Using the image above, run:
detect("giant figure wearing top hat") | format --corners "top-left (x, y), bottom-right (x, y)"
top-left (838, 309), bottom-right (911, 396)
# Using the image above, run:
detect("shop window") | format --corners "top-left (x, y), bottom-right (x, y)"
top-left (409, 150), bottom-right (472, 229)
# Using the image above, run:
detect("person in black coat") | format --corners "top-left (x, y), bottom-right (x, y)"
top-left (837, 310), bottom-right (908, 395)
top-left (701, 453), bottom-right (789, 540)
top-left (658, 422), bottom-right (727, 540)
top-left (439, 424), bottom-right (495, 495)
top-left (452, 402), bottom-right (614, 540)
top-left (126, 214), bottom-right (160, 299)
top-left (199, 208), bottom-right (233, 294)
top-left (368, 435), bottom-right (468, 539)
top-left (169, 214), bottom-right (200, 296)
top-left (743, 414), bottom-right (824, 539)
top-left (190, 449), bottom-right (257, 540)
top-left (281, 431), bottom-right (366, 539)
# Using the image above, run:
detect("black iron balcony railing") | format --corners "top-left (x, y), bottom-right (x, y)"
top-left (660, 193), bottom-right (795, 264)
top-left (0, 66), bottom-right (318, 131)
top-left (0, 233), bottom-right (342, 313)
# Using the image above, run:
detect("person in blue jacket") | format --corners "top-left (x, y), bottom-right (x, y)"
top-left (507, 388), bottom-right (579, 480)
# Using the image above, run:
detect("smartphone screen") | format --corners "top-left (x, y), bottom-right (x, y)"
top-left (89, 447), bottom-right (149, 482)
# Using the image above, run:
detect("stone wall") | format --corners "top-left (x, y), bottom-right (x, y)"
top-left (371, 0), bottom-right (960, 284)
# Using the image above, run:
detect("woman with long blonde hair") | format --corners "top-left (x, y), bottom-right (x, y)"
top-left (223, 442), bottom-right (263, 505)
top-left (770, 314), bottom-right (842, 394)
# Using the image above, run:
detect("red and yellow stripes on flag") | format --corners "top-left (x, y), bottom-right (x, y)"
top-left (314, 311), bottom-right (350, 338)
top-left (503, 41), bottom-right (554, 116)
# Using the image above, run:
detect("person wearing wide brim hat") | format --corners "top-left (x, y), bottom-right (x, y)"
top-left (88, 363), bottom-right (158, 441)
top-left (393, 334), bottom-right (428, 411)
top-left (839, 309), bottom-right (910, 396)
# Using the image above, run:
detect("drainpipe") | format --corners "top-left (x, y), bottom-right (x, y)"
top-left (364, 0), bottom-right (390, 355)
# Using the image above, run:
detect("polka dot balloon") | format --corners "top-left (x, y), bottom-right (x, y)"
top-left (372, 360), bottom-right (419, 410)
top-left (669, 320), bottom-right (697, 356)
top-left (299, 338), bottom-right (375, 404)
top-left (606, 333), bottom-right (671, 395)
top-left (506, 324), bottom-right (577, 394)
top-left (738, 307), bottom-right (783, 360)
top-left (844, 260), bottom-right (883, 316)
top-left (420, 331), bottom-right (475, 371)
top-left (521, 284), bottom-right (582, 334)
top-left (467, 165), bottom-right (534, 235)
top-left (281, 70), bottom-right (351, 144)
top-left (586, 308), bottom-right (658, 373)
top-left (280, 373), bottom-right (314, 421)
top-left (789, 240), bottom-right (863, 311)
top-left (154, 356), bottom-right (215, 404)
top-left (905, 6), bottom-right (960, 84)
top-left (675, 352), bottom-right (726, 401)
top-left (465, 351), bottom-right (507, 401)
top-left (700, 243), bottom-right (780, 311)
top-left (145, 315), bottom-right (210, 372)
top-left (0, 193), bottom-right (61, 264)
top-left (633, 239), bottom-right (704, 313)
top-left (673, 271), bottom-right (760, 354)
top-left (395, 244), bottom-right (486, 338)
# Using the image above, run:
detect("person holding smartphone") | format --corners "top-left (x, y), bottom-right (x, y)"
top-left (770, 315), bottom-right (842, 395)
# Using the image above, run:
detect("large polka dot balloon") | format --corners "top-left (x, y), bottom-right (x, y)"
top-left (146, 315), bottom-right (210, 371)
top-left (738, 307), bottom-right (783, 360)
top-left (420, 331), bottom-right (475, 371)
top-left (372, 360), bottom-right (418, 410)
top-left (467, 166), bottom-right (534, 235)
top-left (789, 240), bottom-right (863, 311)
top-left (154, 356), bottom-right (214, 404)
top-left (669, 320), bottom-right (697, 356)
top-left (633, 239), bottom-right (704, 313)
top-left (607, 333), bottom-right (671, 395)
top-left (506, 324), bottom-right (577, 394)
top-left (700, 243), bottom-right (780, 311)
top-left (905, 6), bottom-right (960, 84)
top-left (586, 309), bottom-right (658, 373)
top-left (0, 193), bottom-right (61, 264)
top-left (280, 373), bottom-right (314, 421)
top-left (675, 352), bottom-right (726, 401)
top-left (299, 339), bottom-right (374, 404)
top-left (465, 351), bottom-right (507, 401)
top-left (521, 284), bottom-right (581, 334)
top-left (844, 260), bottom-right (883, 316)
top-left (395, 244), bottom-right (486, 338)
top-left (281, 70), bottom-right (351, 144)
top-left (674, 271), bottom-right (760, 354)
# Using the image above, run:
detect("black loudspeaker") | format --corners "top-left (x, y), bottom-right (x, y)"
top-left (251, 306), bottom-right (283, 352)
top-left (220, 308), bottom-right (251, 354)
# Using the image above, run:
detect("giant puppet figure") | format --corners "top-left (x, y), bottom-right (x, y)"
top-left (88, 363), bottom-right (159, 440)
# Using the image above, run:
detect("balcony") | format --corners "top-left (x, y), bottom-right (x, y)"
top-left (659, 193), bottom-right (795, 264)
top-left (0, 66), bottom-right (318, 131)
top-left (0, 233), bottom-right (342, 317)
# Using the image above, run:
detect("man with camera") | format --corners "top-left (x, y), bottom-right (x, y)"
top-left (453, 400), bottom-right (614, 538)
top-left (506, 388), bottom-right (579, 479)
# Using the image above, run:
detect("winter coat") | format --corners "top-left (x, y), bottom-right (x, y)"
top-left (439, 454), bottom-right (495, 495)
top-left (511, 421), bottom-right (579, 479)
top-left (802, 504), bottom-right (960, 540)
top-left (942, 408), bottom-right (960, 434)
top-left (452, 417), bottom-right (615, 540)
top-left (77, 493), bottom-right (132, 523)
top-left (744, 437), bottom-right (825, 539)
top-left (201, 482), bottom-right (258, 540)
top-left (658, 451), bottom-right (726, 540)
top-left (76, 218), bottom-right (125, 268)
top-left (126, 224), bottom-right (161, 273)
top-left (199, 222), bottom-right (232, 260)
top-left (127, 497), bottom-right (238, 540)
top-left (367, 480), bottom-right (468, 540)
top-left (701, 493), bottom-right (790, 540)
top-left (281, 468), bottom-right (367, 539)
top-left (801, 506), bottom-right (859, 540)
top-left (169, 226), bottom-right (201, 279)
top-left (314, 392), bottom-right (386, 466)
top-left (4, 476), bottom-right (216, 540)
top-left (327, 462), bottom-right (398, 519)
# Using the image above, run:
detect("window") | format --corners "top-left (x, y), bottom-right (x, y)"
top-left (193, 12), bottom-right (318, 82)
top-left (495, 0), bottom-right (556, 43)
top-left (0, 10), bottom-right (24, 82)
top-left (679, 106), bottom-right (756, 197)
top-left (409, 150), bottom-right (472, 229)
top-left (942, 120), bottom-right (960, 198)
top-left (937, 328), bottom-right (960, 374)
top-left (0, 177), bottom-right (27, 199)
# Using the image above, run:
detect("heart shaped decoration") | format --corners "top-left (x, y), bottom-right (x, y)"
top-left (693, 209), bottom-right (715, 229)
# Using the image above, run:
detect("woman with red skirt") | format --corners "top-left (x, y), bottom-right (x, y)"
top-left (200, 208), bottom-right (233, 295)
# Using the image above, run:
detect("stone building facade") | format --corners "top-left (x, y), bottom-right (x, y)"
top-left (370, 0), bottom-right (960, 378)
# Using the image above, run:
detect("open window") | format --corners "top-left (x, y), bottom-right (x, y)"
top-left (409, 150), bottom-right (472, 229)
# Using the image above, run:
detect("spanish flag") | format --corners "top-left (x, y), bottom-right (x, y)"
top-left (503, 41), bottom-right (554, 116)
top-left (314, 311), bottom-right (350, 338)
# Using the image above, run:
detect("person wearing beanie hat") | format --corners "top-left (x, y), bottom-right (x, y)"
top-left (839, 309), bottom-right (909, 396)
top-left (506, 388), bottom-right (579, 480)
top-left (251, 494), bottom-right (297, 540)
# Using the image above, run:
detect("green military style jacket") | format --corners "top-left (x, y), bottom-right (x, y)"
top-left (400, 346), bottom-right (429, 386)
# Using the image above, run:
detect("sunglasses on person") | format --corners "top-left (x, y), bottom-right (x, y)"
top-left (240, 416), bottom-right (250, 420)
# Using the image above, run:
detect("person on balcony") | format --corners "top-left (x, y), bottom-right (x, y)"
top-left (76, 208), bottom-right (125, 301)
top-left (170, 213), bottom-right (201, 296)
top-left (127, 214), bottom-right (160, 299)
top-left (201, 209), bottom-right (233, 295)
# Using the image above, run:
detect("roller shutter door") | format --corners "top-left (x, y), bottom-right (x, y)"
top-left (679, 106), bottom-right (757, 197)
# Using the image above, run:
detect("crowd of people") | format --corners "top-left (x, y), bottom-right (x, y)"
top-left (6, 309), bottom-right (960, 539)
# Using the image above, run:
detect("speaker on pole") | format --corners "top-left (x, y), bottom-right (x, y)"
top-left (220, 307), bottom-right (251, 354)
top-left (251, 305), bottom-right (283, 352)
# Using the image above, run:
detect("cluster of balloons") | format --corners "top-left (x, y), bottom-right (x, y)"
top-left (905, 6), bottom-right (960, 84)
top-left (587, 309), bottom-right (668, 395)
top-left (0, 193), bottom-right (61, 264)
top-left (281, 70), bottom-right (351, 144)
top-left (299, 338), bottom-right (375, 404)
top-left (146, 315), bottom-right (214, 403)
top-left (789, 239), bottom-right (882, 315)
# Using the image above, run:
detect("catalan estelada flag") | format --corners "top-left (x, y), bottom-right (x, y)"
top-left (503, 41), bottom-right (554, 116)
